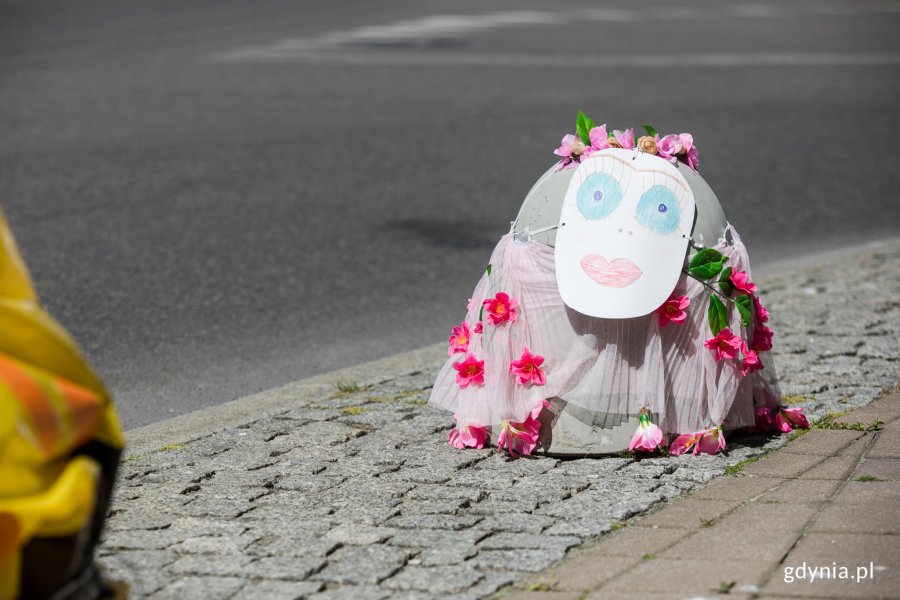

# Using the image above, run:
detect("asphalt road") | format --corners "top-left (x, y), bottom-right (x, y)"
top-left (2, 0), bottom-right (899, 428)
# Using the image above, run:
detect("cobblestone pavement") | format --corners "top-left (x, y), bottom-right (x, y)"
top-left (98, 239), bottom-right (900, 599)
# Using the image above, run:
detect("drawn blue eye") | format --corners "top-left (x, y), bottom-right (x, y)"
top-left (576, 173), bottom-right (623, 221)
top-left (636, 185), bottom-right (681, 234)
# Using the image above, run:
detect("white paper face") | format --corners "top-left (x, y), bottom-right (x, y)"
top-left (555, 149), bottom-right (695, 318)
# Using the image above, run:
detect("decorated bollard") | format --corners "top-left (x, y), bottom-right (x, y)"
top-left (430, 112), bottom-right (803, 458)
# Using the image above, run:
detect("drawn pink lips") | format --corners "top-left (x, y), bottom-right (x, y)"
top-left (581, 255), bottom-right (642, 288)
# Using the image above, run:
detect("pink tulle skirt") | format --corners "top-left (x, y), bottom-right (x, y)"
top-left (428, 226), bottom-right (781, 435)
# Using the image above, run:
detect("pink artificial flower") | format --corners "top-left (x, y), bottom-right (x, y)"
top-left (474, 321), bottom-right (483, 334)
top-left (740, 343), bottom-right (762, 377)
top-left (670, 427), bottom-right (726, 455)
top-left (753, 295), bottom-right (770, 323)
top-left (497, 400), bottom-right (549, 457)
top-left (696, 427), bottom-right (727, 455)
top-left (657, 134), bottom-right (684, 163)
top-left (509, 346), bottom-right (546, 386)
top-left (554, 134), bottom-right (587, 170)
top-left (704, 328), bottom-right (742, 362)
top-left (729, 270), bottom-right (758, 295)
top-left (752, 406), bottom-right (778, 432)
top-left (483, 292), bottom-right (518, 326)
top-left (751, 324), bottom-right (774, 352)
top-left (613, 128), bottom-right (635, 149)
top-left (753, 406), bottom-right (809, 434)
top-left (628, 408), bottom-right (663, 452)
top-left (656, 294), bottom-right (691, 328)
top-left (447, 321), bottom-right (471, 356)
top-left (775, 407), bottom-right (809, 433)
top-left (452, 353), bottom-right (485, 388)
top-left (669, 431), bottom-right (701, 455)
top-left (683, 145), bottom-right (700, 170)
top-left (448, 418), bottom-right (488, 449)
top-left (583, 125), bottom-right (610, 157)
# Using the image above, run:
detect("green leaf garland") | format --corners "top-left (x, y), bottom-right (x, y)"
top-left (576, 110), bottom-right (595, 145)
top-left (735, 294), bottom-right (753, 327)
top-left (708, 295), bottom-right (728, 335)
top-left (718, 267), bottom-right (735, 296)
top-left (689, 248), bottom-right (728, 280)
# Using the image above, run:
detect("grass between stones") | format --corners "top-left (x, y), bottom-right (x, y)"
top-left (724, 453), bottom-right (764, 476)
top-left (856, 475), bottom-right (886, 483)
top-left (813, 410), bottom-right (884, 432)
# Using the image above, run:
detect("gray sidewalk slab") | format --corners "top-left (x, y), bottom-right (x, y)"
top-left (526, 393), bottom-right (900, 600)
top-left (99, 237), bottom-right (900, 599)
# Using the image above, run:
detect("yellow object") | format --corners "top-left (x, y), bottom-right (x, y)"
top-left (0, 208), bottom-right (124, 599)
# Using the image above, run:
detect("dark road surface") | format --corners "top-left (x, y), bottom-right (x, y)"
top-left (2, 0), bottom-right (899, 427)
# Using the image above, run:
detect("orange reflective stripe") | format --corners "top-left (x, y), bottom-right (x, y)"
top-left (55, 378), bottom-right (101, 447)
top-left (0, 355), bottom-right (59, 454)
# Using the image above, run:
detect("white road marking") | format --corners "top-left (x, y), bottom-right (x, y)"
top-left (209, 4), bottom-right (900, 66)
top-left (208, 51), bottom-right (900, 69)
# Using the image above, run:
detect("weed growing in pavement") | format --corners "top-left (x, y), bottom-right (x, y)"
top-left (782, 394), bottom-right (810, 405)
top-left (158, 443), bottom-right (187, 452)
top-left (341, 406), bottom-right (366, 415)
top-left (700, 518), bottom-right (716, 528)
top-left (332, 381), bottom-right (367, 398)
top-left (715, 581), bottom-right (736, 594)
top-left (856, 475), bottom-right (886, 482)
top-left (523, 578), bottom-right (555, 592)
top-left (724, 453), bottom-right (763, 476)
top-left (642, 553), bottom-right (655, 560)
top-left (814, 411), bottom-right (883, 432)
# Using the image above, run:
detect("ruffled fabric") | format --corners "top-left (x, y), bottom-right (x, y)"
top-left (428, 226), bottom-right (781, 435)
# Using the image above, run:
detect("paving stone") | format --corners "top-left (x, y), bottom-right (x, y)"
top-left (383, 565), bottom-right (483, 593)
top-left (798, 456), bottom-right (860, 480)
top-left (312, 545), bottom-right (412, 585)
top-left (545, 553), bottom-right (639, 593)
top-left (691, 475), bottom-right (785, 501)
top-left (417, 543), bottom-right (479, 567)
top-left (660, 527), bottom-right (800, 561)
top-left (634, 498), bottom-right (737, 529)
top-left (714, 501), bottom-right (817, 532)
top-left (474, 513), bottom-right (557, 534)
top-left (239, 580), bottom-right (325, 599)
top-left (853, 457), bottom-right (900, 481)
top-left (832, 480), bottom-right (900, 504)
top-left (784, 429), bottom-right (864, 456)
top-left (307, 585), bottom-right (391, 600)
top-left (167, 554), bottom-right (253, 577)
top-left (154, 576), bottom-right (246, 599)
top-left (742, 452), bottom-right (825, 478)
top-left (542, 518), bottom-right (612, 538)
top-left (591, 525), bottom-right (691, 557)
top-left (388, 528), bottom-right (488, 548)
top-left (385, 514), bottom-right (482, 530)
top-left (869, 430), bottom-right (900, 459)
top-left (760, 478), bottom-right (842, 503)
top-left (604, 558), bottom-right (776, 594)
top-left (468, 548), bottom-right (569, 573)
top-left (809, 502), bottom-right (900, 534)
top-left (241, 556), bottom-right (328, 581)
top-left (324, 525), bottom-right (397, 545)
top-left (479, 533), bottom-right (581, 552)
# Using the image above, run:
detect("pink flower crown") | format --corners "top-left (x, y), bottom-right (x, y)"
top-left (554, 110), bottom-right (700, 172)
